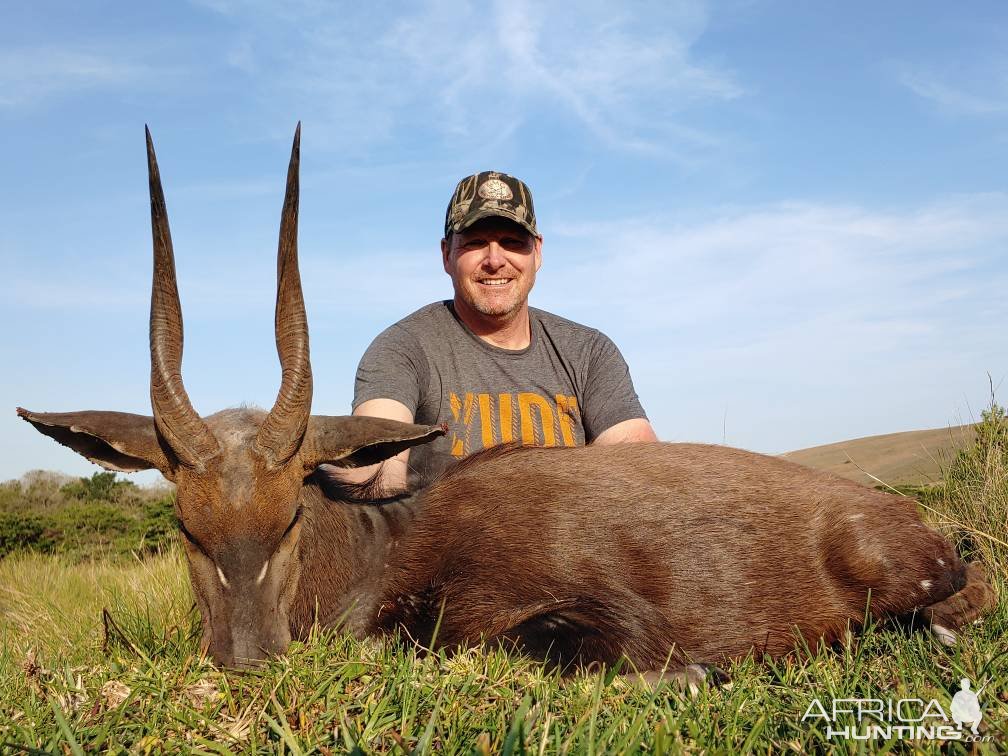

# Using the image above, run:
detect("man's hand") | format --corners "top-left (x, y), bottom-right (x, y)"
top-left (593, 418), bottom-right (659, 445)
top-left (334, 398), bottom-right (414, 490)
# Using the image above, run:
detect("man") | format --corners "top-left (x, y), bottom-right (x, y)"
top-left (350, 170), bottom-right (657, 488)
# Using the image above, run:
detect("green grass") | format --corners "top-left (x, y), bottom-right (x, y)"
top-left (1, 411), bottom-right (1006, 753)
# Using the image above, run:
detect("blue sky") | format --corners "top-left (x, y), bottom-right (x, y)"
top-left (2, 1), bottom-right (1006, 483)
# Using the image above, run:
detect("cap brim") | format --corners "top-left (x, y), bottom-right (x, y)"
top-left (453, 208), bottom-right (540, 238)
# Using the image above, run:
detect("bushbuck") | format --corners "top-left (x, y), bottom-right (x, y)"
top-left (19, 126), bottom-right (996, 686)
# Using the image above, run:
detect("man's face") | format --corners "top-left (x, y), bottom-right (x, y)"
top-left (441, 217), bottom-right (543, 321)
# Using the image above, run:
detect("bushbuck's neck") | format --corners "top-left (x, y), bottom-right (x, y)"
top-left (288, 477), bottom-right (420, 637)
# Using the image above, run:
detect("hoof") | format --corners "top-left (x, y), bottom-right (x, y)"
top-left (686, 663), bottom-right (733, 692)
top-left (621, 664), bottom-right (733, 695)
top-left (931, 624), bottom-right (957, 646)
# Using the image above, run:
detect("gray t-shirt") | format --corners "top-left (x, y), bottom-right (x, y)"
top-left (353, 301), bottom-right (647, 481)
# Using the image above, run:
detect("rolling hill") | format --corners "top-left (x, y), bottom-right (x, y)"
top-left (781, 424), bottom-right (977, 488)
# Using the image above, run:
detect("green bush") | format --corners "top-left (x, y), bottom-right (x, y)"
top-left (0, 511), bottom-right (47, 554)
top-left (56, 502), bottom-right (132, 534)
top-left (918, 400), bottom-right (1008, 571)
top-left (0, 472), bottom-right (68, 512)
top-left (0, 471), bottom-right (177, 561)
top-left (138, 498), bottom-right (180, 549)
top-left (60, 471), bottom-right (141, 503)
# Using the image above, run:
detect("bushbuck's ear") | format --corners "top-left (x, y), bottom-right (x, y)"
top-left (17, 408), bottom-right (174, 477)
top-left (300, 415), bottom-right (445, 469)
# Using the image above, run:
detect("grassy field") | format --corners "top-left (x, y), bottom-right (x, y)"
top-left (1, 410), bottom-right (1006, 753)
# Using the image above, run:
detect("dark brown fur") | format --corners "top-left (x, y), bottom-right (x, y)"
top-left (286, 442), bottom-right (997, 672)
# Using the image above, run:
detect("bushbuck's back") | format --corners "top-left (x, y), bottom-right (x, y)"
top-left (369, 442), bottom-right (978, 670)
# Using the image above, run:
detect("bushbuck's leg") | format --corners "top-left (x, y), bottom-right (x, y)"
top-left (620, 664), bottom-right (731, 694)
top-left (919, 562), bottom-right (997, 645)
top-left (824, 503), bottom-right (994, 640)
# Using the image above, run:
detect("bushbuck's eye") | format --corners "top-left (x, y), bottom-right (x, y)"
top-left (178, 520), bottom-right (211, 558)
top-left (280, 508), bottom-right (302, 542)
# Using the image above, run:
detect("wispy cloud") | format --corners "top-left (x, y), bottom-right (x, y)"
top-left (382, 0), bottom-right (741, 155)
top-left (0, 47), bottom-right (163, 109)
top-left (538, 194), bottom-right (1008, 449)
top-left (897, 61), bottom-right (1008, 116)
top-left (13, 193), bottom-right (1005, 342)
top-left (191, 0), bottom-right (740, 157)
top-left (546, 193), bottom-right (1008, 333)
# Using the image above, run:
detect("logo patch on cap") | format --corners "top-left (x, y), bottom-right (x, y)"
top-left (446, 170), bottom-right (539, 237)
top-left (477, 178), bottom-right (514, 201)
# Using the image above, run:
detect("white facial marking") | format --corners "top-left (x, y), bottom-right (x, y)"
top-left (216, 565), bottom-right (230, 588)
top-left (931, 624), bottom-right (957, 646)
top-left (256, 560), bottom-right (270, 586)
top-left (920, 579), bottom-right (933, 591)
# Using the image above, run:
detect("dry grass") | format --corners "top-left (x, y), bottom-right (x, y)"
top-left (782, 424), bottom-right (977, 487)
top-left (0, 549), bottom-right (194, 667)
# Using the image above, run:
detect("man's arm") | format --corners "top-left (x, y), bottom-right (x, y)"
top-left (347, 320), bottom-right (429, 490)
top-left (592, 417), bottom-right (659, 444)
top-left (335, 398), bottom-right (414, 490)
top-left (580, 328), bottom-right (657, 444)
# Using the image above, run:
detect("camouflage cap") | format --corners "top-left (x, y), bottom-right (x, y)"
top-left (444, 171), bottom-right (540, 239)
